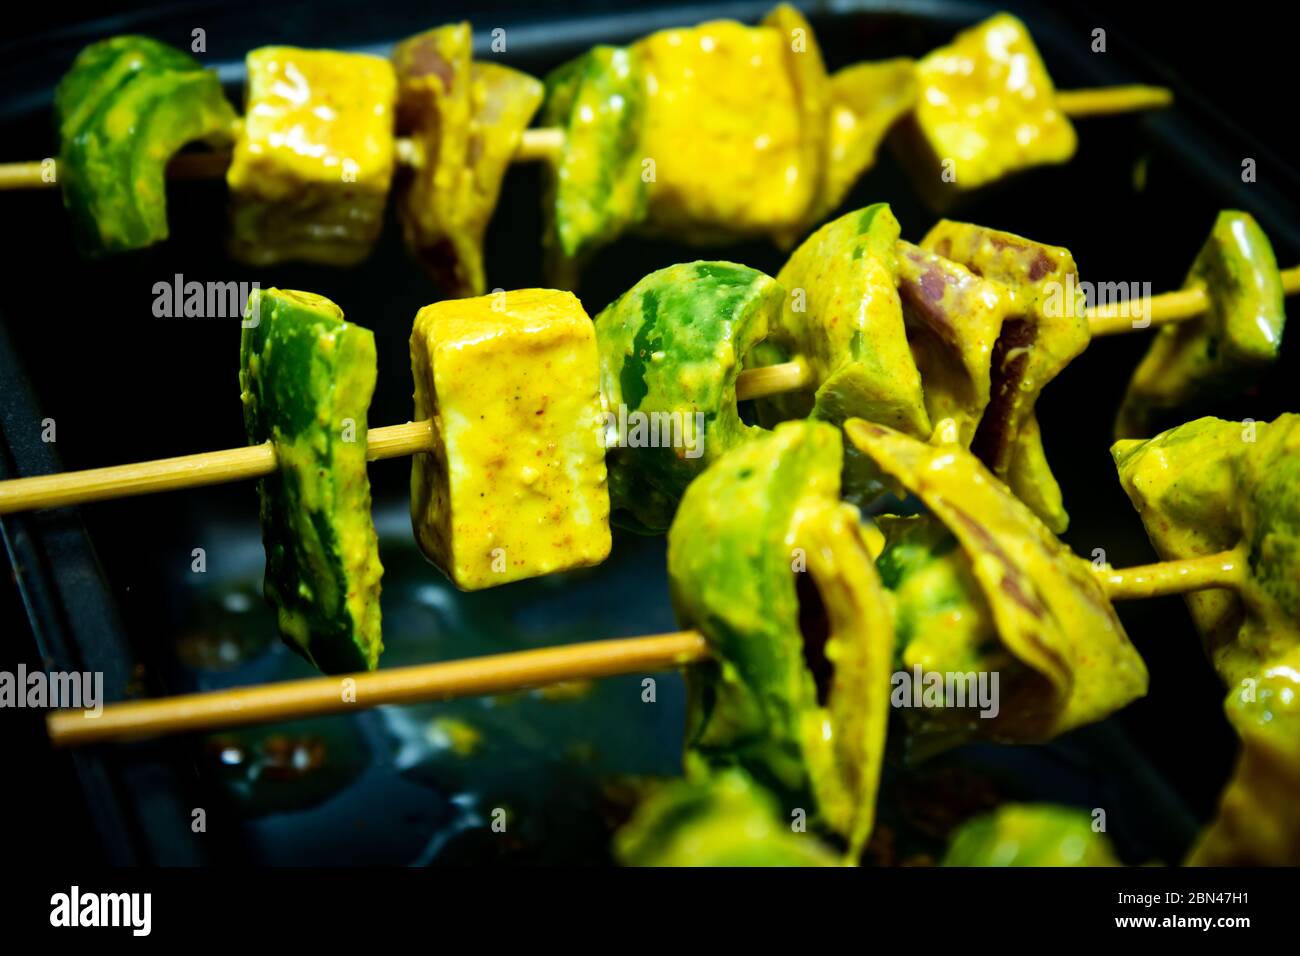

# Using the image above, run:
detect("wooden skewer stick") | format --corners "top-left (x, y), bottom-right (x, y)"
top-left (5, 239), bottom-right (1299, 516)
top-left (44, 546), bottom-right (1244, 748)
top-left (1054, 85), bottom-right (1173, 118)
top-left (0, 362), bottom-right (812, 515)
top-left (0, 420), bottom-right (432, 515)
top-left (0, 79), bottom-right (1172, 193)
top-left (46, 631), bottom-right (710, 748)
top-left (1087, 266), bottom-right (1300, 337)
top-left (0, 126), bottom-right (564, 192)
top-left (3, 247), bottom-right (1296, 516)
top-left (1098, 544), bottom-right (1248, 601)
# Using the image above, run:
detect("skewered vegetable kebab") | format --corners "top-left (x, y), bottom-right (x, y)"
top-left (3, 204), bottom-right (1290, 523)
top-left (11, 9), bottom-right (1172, 294)
top-left (32, 240), bottom-right (1294, 863)
top-left (3, 205), bottom-right (1293, 673)
top-left (41, 418), bottom-right (1164, 857)
top-left (46, 409), bottom-right (1291, 867)
top-left (632, 417), bottom-right (1148, 860)
top-left (618, 413), bottom-right (1295, 865)
top-left (1114, 414), bottom-right (1300, 865)
top-left (240, 261), bottom-right (787, 670)
top-left (748, 205), bottom-right (1291, 533)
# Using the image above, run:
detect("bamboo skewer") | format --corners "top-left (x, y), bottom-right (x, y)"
top-left (0, 78), bottom-right (1169, 191)
top-left (0, 420), bottom-right (433, 515)
top-left (46, 631), bottom-right (711, 747)
top-left (1053, 85), bottom-right (1173, 118)
top-left (44, 547), bottom-right (1245, 748)
top-left (5, 254), bottom-right (1299, 517)
top-left (1097, 545), bottom-right (1248, 601)
top-left (0, 128), bottom-right (563, 191)
top-left (1086, 266), bottom-right (1300, 336)
top-left (0, 365), bottom-right (812, 515)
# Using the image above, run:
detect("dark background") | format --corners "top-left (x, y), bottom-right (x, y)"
top-left (1, 0), bottom-right (1294, 869)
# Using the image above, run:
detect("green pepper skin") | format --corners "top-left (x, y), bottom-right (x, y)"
top-left (1189, 649), bottom-right (1300, 866)
top-left (1113, 414), bottom-right (1300, 688)
top-left (1116, 212), bottom-right (1286, 440)
top-left (594, 261), bottom-right (780, 533)
top-left (541, 45), bottom-right (648, 286)
top-left (55, 36), bottom-right (236, 256)
top-left (755, 204), bottom-right (930, 438)
top-left (240, 289), bottom-right (384, 674)
top-left (616, 769), bottom-right (840, 866)
top-left (877, 515), bottom-right (1024, 750)
top-left (668, 421), bottom-right (893, 853)
top-left (942, 804), bottom-right (1119, 866)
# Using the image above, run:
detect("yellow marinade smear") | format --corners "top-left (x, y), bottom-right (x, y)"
top-left (228, 47), bottom-right (397, 265)
top-left (410, 289), bottom-right (612, 590)
top-left (635, 20), bottom-right (810, 239)
top-left (912, 13), bottom-right (1076, 191)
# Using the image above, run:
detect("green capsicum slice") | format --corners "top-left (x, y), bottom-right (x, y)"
top-left (1113, 414), bottom-right (1300, 688)
top-left (616, 769), bottom-right (840, 866)
top-left (668, 421), bottom-right (894, 854)
top-left (594, 261), bottom-right (781, 533)
top-left (541, 45), bottom-right (648, 287)
top-left (920, 219), bottom-right (1089, 533)
top-left (1188, 647), bottom-right (1300, 866)
top-left (848, 419), bottom-right (1148, 742)
top-left (876, 514), bottom-right (1028, 752)
top-left (54, 35), bottom-right (237, 256)
top-left (942, 804), bottom-right (1119, 866)
top-left (1116, 211), bottom-right (1286, 440)
top-left (755, 204), bottom-right (930, 437)
top-left (240, 289), bottom-right (384, 674)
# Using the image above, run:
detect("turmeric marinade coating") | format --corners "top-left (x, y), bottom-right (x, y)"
top-left (410, 289), bottom-right (611, 590)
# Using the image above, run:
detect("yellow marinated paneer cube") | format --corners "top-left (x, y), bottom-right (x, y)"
top-left (908, 13), bottom-right (1076, 191)
top-left (228, 47), bottom-right (397, 266)
top-left (410, 289), bottom-right (611, 590)
top-left (635, 20), bottom-right (813, 240)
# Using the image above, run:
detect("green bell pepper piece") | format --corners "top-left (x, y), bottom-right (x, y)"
top-left (55, 36), bottom-right (236, 256)
top-left (240, 289), bottom-right (384, 674)
top-left (877, 515), bottom-right (1026, 751)
top-left (1189, 648), bottom-right (1300, 866)
top-left (943, 804), bottom-right (1119, 866)
top-left (668, 421), bottom-right (894, 854)
top-left (1116, 211), bottom-right (1286, 439)
top-left (754, 204), bottom-right (930, 437)
top-left (540, 45), bottom-right (648, 286)
top-left (594, 261), bottom-right (781, 533)
top-left (1113, 414), bottom-right (1300, 688)
top-left (616, 769), bottom-right (840, 866)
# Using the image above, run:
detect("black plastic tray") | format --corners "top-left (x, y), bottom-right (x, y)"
top-left (2, 0), bottom-right (1294, 866)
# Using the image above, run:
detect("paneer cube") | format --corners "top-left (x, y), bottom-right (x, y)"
top-left (635, 20), bottom-right (813, 239)
top-left (410, 289), bottom-right (611, 589)
top-left (228, 47), bottom-right (397, 266)
top-left (901, 13), bottom-right (1076, 196)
